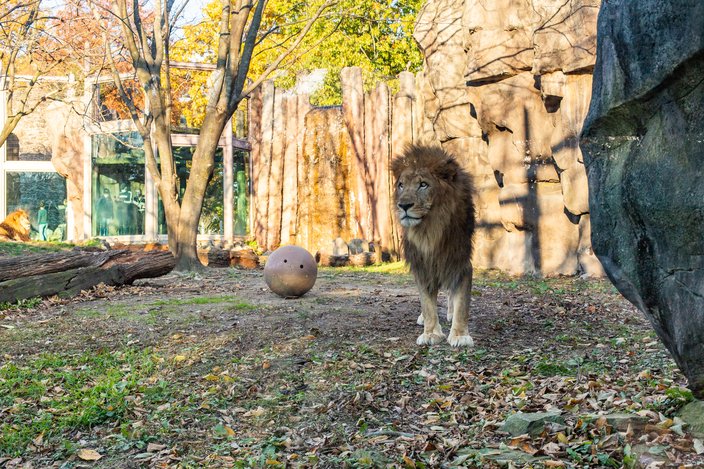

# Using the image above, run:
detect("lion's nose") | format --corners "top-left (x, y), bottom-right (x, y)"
top-left (398, 202), bottom-right (414, 212)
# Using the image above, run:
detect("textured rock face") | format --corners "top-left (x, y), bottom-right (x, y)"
top-left (415, 0), bottom-right (603, 276)
top-left (580, 1), bottom-right (704, 397)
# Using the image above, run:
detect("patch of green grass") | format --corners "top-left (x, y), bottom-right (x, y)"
top-left (0, 348), bottom-right (164, 457)
top-left (473, 270), bottom-right (618, 297)
top-left (0, 241), bottom-right (75, 257)
top-left (644, 386), bottom-right (696, 414)
top-left (76, 298), bottom-right (251, 326)
top-left (0, 239), bottom-right (103, 257)
top-left (75, 303), bottom-right (133, 319)
top-left (322, 261), bottom-right (409, 275)
top-left (150, 295), bottom-right (256, 309)
top-left (534, 360), bottom-right (572, 377)
top-left (0, 297), bottom-right (42, 311)
top-left (76, 295), bottom-right (258, 325)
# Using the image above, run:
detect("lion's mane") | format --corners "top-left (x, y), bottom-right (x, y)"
top-left (391, 145), bottom-right (475, 293)
top-left (0, 210), bottom-right (32, 242)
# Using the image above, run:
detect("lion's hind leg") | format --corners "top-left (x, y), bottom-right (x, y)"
top-left (447, 269), bottom-right (474, 348)
top-left (416, 287), bottom-right (444, 345)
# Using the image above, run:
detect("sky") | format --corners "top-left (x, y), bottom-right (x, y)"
top-left (43, 0), bottom-right (210, 25)
top-left (179, 0), bottom-right (209, 24)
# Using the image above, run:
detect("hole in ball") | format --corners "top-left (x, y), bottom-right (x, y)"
top-left (300, 265), bottom-right (304, 269)
top-left (283, 259), bottom-right (287, 263)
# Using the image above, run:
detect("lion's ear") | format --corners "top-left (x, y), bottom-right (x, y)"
top-left (437, 158), bottom-right (459, 181)
top-left (390, 157), bottom-right (406, 179)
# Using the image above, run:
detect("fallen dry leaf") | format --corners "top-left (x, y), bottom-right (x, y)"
top-left (541, 442), bottom-right (561, 455)
top-left (146, 443), bottom-right (167, 453)
top-left (694, 439), bottom-right (704, 455)
top-left (77, 449), bottom-right (102, 461)
top-left (544, 461), bottom-right (566, 468)
top-left (244, 406), bottom-right (266, 418)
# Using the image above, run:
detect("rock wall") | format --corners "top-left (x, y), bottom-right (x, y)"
top-left (581, 0), bottom-right (704, 397)
top-left (414, 0), bottom-right (603, 276)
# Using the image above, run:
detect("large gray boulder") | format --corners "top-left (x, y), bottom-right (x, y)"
top-left (580, 1), bottom-right (704, 397)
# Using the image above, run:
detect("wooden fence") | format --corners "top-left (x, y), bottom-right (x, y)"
top-left (249, 67), bottom-right (428, 258)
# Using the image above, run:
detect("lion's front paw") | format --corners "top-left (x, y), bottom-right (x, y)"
top-left (447, 332), bottom-right (474, 347)
top-left (417, 314), bottom-right (424, 326)
top-left (416, 332), bottom-right (445, 346)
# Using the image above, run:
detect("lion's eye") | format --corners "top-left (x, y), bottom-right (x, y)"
top-left (398, 182), bottom-right (404, 190)
top-left (419, 182), bottom-right (429, 189)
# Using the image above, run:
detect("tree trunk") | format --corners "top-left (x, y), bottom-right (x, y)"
top-left (0, 250), bottom-right (118, 282)
top-left (158, 181), bottom-right (184, 261)
top-left (0, 250), bottom-right (175, 303)
top-left (173, 208), bottom-right (202, 271)
top-left (171, 111), bottom-right (230, 271)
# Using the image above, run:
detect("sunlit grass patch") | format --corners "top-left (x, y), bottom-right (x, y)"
top-left (0, 241), bottom-right (73, 257)
top-left (0, 239), bottom-right (104, 257)
top-left (321, 261), bottom-right (409, 275)
top-left (149, 295), bottom-right (256, 309)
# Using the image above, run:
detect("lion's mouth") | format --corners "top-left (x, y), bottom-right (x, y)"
top-left (399, 214), bottom-right (422, 227)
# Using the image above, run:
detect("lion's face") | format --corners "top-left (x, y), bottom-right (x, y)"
top-left (394, 169), bottom-right (439, 228)
top-left (14, 210), bottom-right (31, 232)
top-left (0, 209), bottom-right (32, 242)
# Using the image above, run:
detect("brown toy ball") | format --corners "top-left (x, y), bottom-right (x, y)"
top-left (264, 245), bottom-right (318, 297)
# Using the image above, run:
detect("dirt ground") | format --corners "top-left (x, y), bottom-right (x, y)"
top-left (0, 265), bottom-right (702, 468)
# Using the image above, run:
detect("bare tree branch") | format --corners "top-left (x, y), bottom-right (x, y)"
top-left (239, 0), bottom-right (335, 100)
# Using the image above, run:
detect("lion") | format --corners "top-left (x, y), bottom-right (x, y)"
top-left (0, 209), bottom-right (32, 242)
top-left (391, 145), bottom-right (476, 347)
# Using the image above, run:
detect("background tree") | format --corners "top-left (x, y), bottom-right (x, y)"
top-left (92, 0), bottom-right (333, 270)
top-left (0, 0), bottom-right (66, 147)
top-left (172, 0), bottom-right (423, 127)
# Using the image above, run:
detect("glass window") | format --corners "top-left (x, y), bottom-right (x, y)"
top-left (233, 149), bottom-right (250, 236)
top-left (158, 146), bottom-right (224, 236)
top-left (5, 172), bottom-right (67, 241)
top-left (5, 134), bottom-right (20, 161)
top-left (92, 132), bottom-right (146, 236)
top-left (234, 102), bottom-right (248, 139)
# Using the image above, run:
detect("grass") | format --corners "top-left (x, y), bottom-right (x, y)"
top-left (0, 265), bottom-right (694, 467)
top-left (534, 360), bottom-right (573, 377)
top-left (0, 297), bottom-right (43, 312)
top-left (321, 261), bottom-right (409, 275)
top-left (473, 269), bottom-right (618, 295)
top-left (0, 239), bottom-right (104, 257)
top-left (0, 241), bottom-right (74, 257)
top-left (0, 348), bottom-right (162, 457)
top-left (149, 295), bottom-right (256, 309)
top-left (72, 295), bottom-right (257, 326)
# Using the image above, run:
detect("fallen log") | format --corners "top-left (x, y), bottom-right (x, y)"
top-left (0, 249), bottom-right (175, 303)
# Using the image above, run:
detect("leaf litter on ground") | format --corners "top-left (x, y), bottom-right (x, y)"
top-left (0, 268), bottom-right (701, 467)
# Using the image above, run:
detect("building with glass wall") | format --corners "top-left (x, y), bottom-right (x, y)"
top-left (0, 68), bottom-right (251, 243)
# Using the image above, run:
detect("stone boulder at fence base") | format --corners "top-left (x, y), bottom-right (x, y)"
top-left (580, 0), bottom-right (704, 397)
